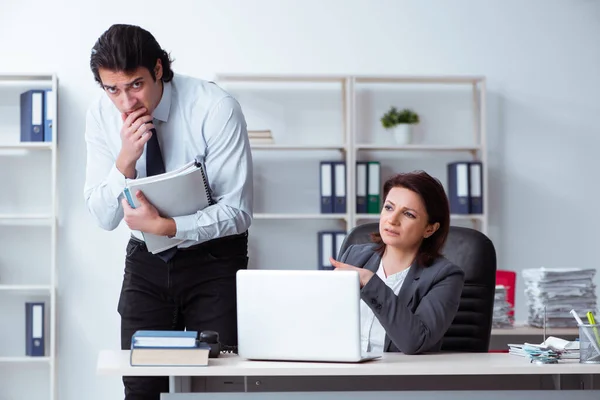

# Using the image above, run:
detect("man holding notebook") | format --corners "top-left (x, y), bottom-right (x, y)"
top-left (83, 24), bottom-right (253, 400)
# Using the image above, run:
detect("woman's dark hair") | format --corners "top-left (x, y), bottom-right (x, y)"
top-left (371, 170), bottom-right (450, 267)
top-left (90, 24), bottom-right (174, 85)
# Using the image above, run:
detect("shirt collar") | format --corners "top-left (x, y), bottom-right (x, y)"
top-left (377, 259), bottom-right (412, 281)
top-left (152, 80), bottom-right (171, 122)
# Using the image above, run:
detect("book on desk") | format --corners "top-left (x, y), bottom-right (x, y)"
top-left (130, 330), bottom-right (210, 367)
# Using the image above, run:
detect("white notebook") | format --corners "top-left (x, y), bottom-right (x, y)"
top-left (123, 158), bottom-right (212, 253)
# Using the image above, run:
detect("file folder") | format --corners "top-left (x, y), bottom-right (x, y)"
top-left (356, 161), bottom-right (368, 213)
top-left (319, 162), bottom-right (334, 213)
top-left (367, 161), bottom-right (381, 214)
top-left (25, 302), bottom-right (45, 357)
top-left (318, 230), bottom-right (347, 270)
top-left (44, 90), bottom-right (54, 142)
top-left (333, 162), bottom-right (346, 214)
top-left (335, 232), bottom-right (347, 259)
top-left (318, 231), bottom-right (334, 270)
top-left (469, 161), bottom-right (483, 214)
top-left (20, 90), bottom-right (45, 142)
top-left (447, 161), bottom-right (470, 214)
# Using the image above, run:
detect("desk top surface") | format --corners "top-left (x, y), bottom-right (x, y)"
top-left (97, 350), bottom-right (600, 377)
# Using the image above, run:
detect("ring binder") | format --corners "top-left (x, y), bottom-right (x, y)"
top-left (123, 158), bottom-right (214, 253)
top-left (194, 155), bottom-right (215, 206)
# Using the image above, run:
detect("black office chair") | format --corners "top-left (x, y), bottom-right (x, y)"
top-left (338, 222), bottom-right (497, 352)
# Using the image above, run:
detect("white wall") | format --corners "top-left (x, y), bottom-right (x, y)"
top-left (1, 0), bottom-right (600, 398)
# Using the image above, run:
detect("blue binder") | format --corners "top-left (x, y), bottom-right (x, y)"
top-left (356, 161), bottom-right (368, 213)
top-left (318, 231), bottom-right (334, 270)
top-left (333, 161), bottom-right (346, 214)
top-left (319, 161), bottom-right (334, 213)
top-left (25, 302), bottom-right (45, 357)
top-left (44, 90), bottom-right (54, 142)
top-left (447, 161), bottom-right (471, 214)
top-left (469, 161), bottom-right (483, 214)
top-left (20, 90), bottom-right (45, 142)
top-left (317, 230), bottom-right (347, 270)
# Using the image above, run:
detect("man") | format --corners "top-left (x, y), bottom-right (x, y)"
top-left (84, 24), bottom-right (253, 399)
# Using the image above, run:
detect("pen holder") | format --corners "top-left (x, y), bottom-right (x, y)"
top-left (579, 324), bottom-right (600, 364)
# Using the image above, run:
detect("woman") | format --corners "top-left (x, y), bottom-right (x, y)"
top-left (331, 171), bottom-right (465, 355)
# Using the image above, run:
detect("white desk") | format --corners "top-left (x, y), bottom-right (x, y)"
top-left (98, 350), bottom-right (600, 395)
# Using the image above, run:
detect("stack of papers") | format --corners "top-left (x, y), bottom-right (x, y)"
top-left (522, 268), bottom-right (597, 328)
top-left (493, 285), bottom-right (514, 328)
top-left (508, 336), bottom-right (580, 361)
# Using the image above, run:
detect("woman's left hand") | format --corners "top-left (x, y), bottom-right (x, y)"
top-left (330, 257), bottom-right (374, 288)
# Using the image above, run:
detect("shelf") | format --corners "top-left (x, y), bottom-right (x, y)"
top-left (251, 144), bottom-right (345, 151)
top-left (356, 214), bottom-right (485, 221)
top-left (0, 356), bottom-right (51, 363)
top-left (0, 142), bottom-right (53, 150)
top-left (451, 214), bottom-right (485, 221)
top-left (356, 144), bottom-right (481, 152)
top-left (254, 213), bottom-right (348, 220)
top-left (354, 75), bottom-right (484, 84)
top-left (0, 214), bottom-right (53, 226)
top-left (0, 75), bottom-right (53, 86)
top-left (355, 214), bottom-right (379, 220)
top-left (216, 74), bottom-right (485, 84)
top-left (0, 72), bottom-right (58, 400)
top-left (216, 74), bottom-right (347, 83)
top-left (0, 285), bottom-right (52, 294)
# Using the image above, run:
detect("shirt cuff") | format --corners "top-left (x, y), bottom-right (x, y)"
top-left (172, 215), bottom-right (199, 241)
top-left (107, 164), bottom-right (129, 199)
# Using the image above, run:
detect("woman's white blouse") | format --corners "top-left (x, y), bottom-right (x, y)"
top-left (360, 260), bottom-right (411, 354)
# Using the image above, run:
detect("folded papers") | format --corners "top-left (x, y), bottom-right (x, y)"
top-left (508, 336), bottom-right (580, 362)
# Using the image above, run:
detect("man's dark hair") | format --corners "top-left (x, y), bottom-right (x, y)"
top-left (90, 24), bottom-right (174, 85)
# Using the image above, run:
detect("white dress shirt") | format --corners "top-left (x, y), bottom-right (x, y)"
top-left (83, 73), bottom-right (253, 247)
top-left (360, 261), bottom-right (411, 354)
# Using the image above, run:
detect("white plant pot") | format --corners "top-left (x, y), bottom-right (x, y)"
top-left (392, 124), bottom-right (413, 145)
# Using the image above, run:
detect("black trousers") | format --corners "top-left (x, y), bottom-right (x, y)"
top-left (118, 232), bottom-right (248, 400)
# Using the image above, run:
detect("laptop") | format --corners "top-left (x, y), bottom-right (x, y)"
top-left (236, 269), bottom-right (381, 362)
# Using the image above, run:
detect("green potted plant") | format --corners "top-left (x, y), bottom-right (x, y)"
top-left (380, 107), bottom-right (420, 144)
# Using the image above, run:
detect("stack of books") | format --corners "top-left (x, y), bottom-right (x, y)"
top-left (248, 129), bottom-right (274, 145)
top-left (492, 285), bottom-right (514, 328)
top-left (522, 267), bottom-right (597, 328)
top-left (130, 330), bottom-right (210, 366)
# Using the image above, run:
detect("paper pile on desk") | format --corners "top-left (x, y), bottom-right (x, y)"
top-left (493, 285), bottom-right (514, 328)
top-left (508, 336), bottom-right (580, 361)
top-left (522, 267), bottom-right (597, 328)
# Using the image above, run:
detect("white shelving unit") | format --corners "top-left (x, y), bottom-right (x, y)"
top-left (216, 74), bottom-right (487, 269)
top-left (254, 213), bottom-right (348, 220)
top-left (351, 74), bottom-right (487, 234)
top-left (0, 74), bottom-right (58, 400)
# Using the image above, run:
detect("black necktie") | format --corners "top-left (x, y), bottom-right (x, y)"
top-left (146, 125), bottom-right (177, 262)
top-left (146, 127), bottom-right (165, 177)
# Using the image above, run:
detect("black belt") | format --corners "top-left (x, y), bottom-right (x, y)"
top-left (129, 231), bottom-right (248, 252)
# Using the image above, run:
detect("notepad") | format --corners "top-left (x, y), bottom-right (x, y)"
top-left (124, 158), bottom-right (213, 253)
